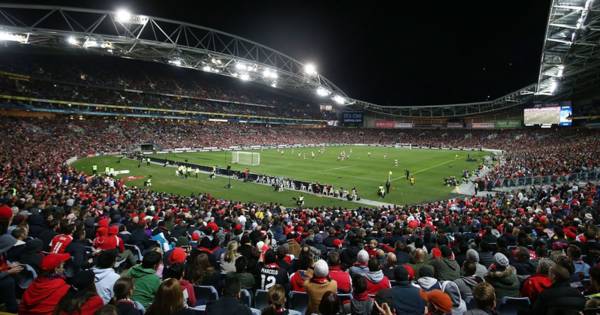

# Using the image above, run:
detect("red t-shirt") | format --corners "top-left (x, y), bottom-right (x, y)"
top-left (50, 234), bottom-right (73, 254)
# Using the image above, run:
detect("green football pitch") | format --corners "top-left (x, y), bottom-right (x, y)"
top-left (72, 146), bottom-right (488, 207)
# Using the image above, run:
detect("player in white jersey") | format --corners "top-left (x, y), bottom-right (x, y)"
top-left (394, 159), bottom-right (399, 167)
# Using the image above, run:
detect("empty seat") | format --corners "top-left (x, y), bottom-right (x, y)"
top-left (289, 291), bottom-right (309, 314)
top-left (254, 289), bottom-right (269, 310)
top-left (498, 296), bottom-right (530, 315)
top-left (194, 285), bottom-right (219, 305)
top-left (240, 289), bottom-right (252, 308)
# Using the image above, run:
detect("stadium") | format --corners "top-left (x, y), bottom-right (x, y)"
top-left (0, 1), bottom-right (598, 315)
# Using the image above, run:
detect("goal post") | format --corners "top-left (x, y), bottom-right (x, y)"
top-left (231, 151), bottom-right (261, 166)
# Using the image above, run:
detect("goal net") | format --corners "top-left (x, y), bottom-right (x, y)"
top-left (231, 151), bottom-right (261, 166)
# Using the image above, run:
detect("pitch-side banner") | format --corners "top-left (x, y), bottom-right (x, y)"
top-left (375, 120), bottom-right (396, 129)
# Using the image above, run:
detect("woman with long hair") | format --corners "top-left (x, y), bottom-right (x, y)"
top-left (220, 240), bottom-right (240, 274)
top-left (187, 252), bottom-right (220, 288)
top-left (54, 270), bottom-right (104, 315)
top-left (145, 278), bottom-right (194, 315)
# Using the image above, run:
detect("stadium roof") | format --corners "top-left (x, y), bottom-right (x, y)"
top-left (0, 2), bottom-right (599, 118)
top-left (0, 3), bottom-right (350, 104)
top-left (537, 0), bottom-right (600, 96)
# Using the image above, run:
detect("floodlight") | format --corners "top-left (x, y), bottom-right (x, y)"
top-left (304, 63), bottom-right (317, 76)
top-left (115, 8), bottom-right (132, 24)
top-left (271, 82), bottom-right (278, 88)
top-left (83, 38), bottom-right (98, 48)
top-left (211, 58), bottom-right (222, 65)
top-left (262, 68), bottom-right (278, 79)
top-left (67, 36), bottom-right (79, 46)
top-left (0, 31), bottom-right (28, 44)
top-left (239, 73), bottom-right (251, 81)
top-left (169, 59), bottom-right (182, 67)
top-left (332, 95), bottom-right (346, 105)
top-left (202, 66), bottom-right (212, 72)
top-left (316, 87), bottom-right (331, 97)
top-left (235, 62), bottom-right (247, 71)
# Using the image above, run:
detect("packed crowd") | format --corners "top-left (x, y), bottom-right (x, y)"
top-left (0, 50), bottom-right (332, 120)
top-left (0, 116), bottom-right (599, 315)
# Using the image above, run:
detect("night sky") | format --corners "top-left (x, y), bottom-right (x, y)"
top-left (16, 0), bottom-right (551, 106)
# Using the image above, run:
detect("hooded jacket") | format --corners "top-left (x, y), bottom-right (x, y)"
top-left (485, 266), bottom-right (520, 300)
top-left (364, 270), bottom-right (392, 295)
top-left (93, 267), bottom-right (121, 304)
top-left (349, 263), bottom-right (369, 277)
top-left (430, 257), bottom-right (461, 281)
top-left (127, 264), bottom-right (161, 309)
top-left (521, 273), bottom-right (553, 303)
top-left (465, 249), bottom-right (489, 278)
top-left (414, 276), bottom-right (442, 291)
top-left (441, 281), bottom-right (467, 315)
top-left (454, 275), bottom-right (484, 300)
top-left (19, 276), bottom-right (71, 315)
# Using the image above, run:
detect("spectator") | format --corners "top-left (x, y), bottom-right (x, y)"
top-left (430, 246), bottom-right (460, 281)
top-left (421, 289), bottom-right (453, 315)
top-left (415, 265), bottom-right (442, 291)
top-left (95, 305), bottom-right (119, 315)
top-left (261, 284), bottom-right (292, 315)
top-left (111, 276), bottom-right (144, 315)
top-left (205, 276), bottom-right (252, 315)
top-left (484, 253), bottom-right (519, 300)
top-left (520, 258), bottom-right (554, 303)
top-left (510, 247), bottom-right (536, 276)
top-left (55, 270), bottom-right (104, 315)
top-left (145, 278), bottom-right (194, 315)
top-left (348, 275), bottom-right (374, 315)
top-left (409, 248), bottom-right (428, 278)
top-left (464, 282), bottom-right (497, 315)
top-left (93, 250), bottom-right (121, 304)
top-left (226, 256), bottom-right (256, 290)
top-left (568, 244), bottom-right (590, 281)
top-left (327, 251), bottom-right (351, 293)
top-left (220, 240), bottom-right (241, 274)
top-left (364, 258), bottom-right (391, 295)
top-left (441, 280), bottom-right (467, 315)
top-left (19, 253), bottom-right (71, 315)
top-left (349, 250), bottom-right (370, 276)
top-left (258, 249), bottom-right (289, 291)
top-left (532, 256), bottom-right (585, 315)
top-left (465, 249), bottom-right (488, 278)
top-left (163, 263), bottom-right (196, 307)
top-left (382, 252), bottom-right (397, 280)
top-left (0, 233), bottom-right (21, 313)
top-left (376, 265), bottom-right (426, 314)
top-left (187, 252), bottom-right (220, 289)
top-left (318, 291), bottom-right (342, 315)
top-left (127, 250), bottom-right (162, 309)
top-left (454, 261), bottom-right (484, 301)
top-left (305, 259), bottom-right (337, 314)
top-left (289, 246), bottom-right (313, 292)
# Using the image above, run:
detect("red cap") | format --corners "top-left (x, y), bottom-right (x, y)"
top-left (191, 231), bottom-right (201, 241)
top-left (169, 247), bottom-right (187, 264)
top-left (0, 205), bottom-right (12, 219)
top-left (234, 224), bottom-right (242, 231)
top-left (431, 247), bottom-right (442, 258)
top-left (41, 253), bottom-right (71, 271)
top-left (207, 222), bottom-right (219, 233)
top-left (333, 239), bottom-right (343, 248)
top-left (408, 220), bottom-right (419, 229)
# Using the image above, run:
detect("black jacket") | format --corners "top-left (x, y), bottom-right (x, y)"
top-left (532, 281), bottom-right (585, 315)
top-left (205, 296), bottom-right (252, 315)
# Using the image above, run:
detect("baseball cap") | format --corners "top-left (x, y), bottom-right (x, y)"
top-left (40, 253), bottom-right (71, 272)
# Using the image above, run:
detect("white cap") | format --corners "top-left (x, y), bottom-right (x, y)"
top-left (313, 259), bottom-right (329, 278)
top-left (357, 249), bottom-right (369, 264)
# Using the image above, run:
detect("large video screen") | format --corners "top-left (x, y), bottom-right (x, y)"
top-left (342, 112), bottom-right (363, 123)
top-left (559, 106), bottom-right (573, 126)
top-left (524, 104), bottom-right (572, 126)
